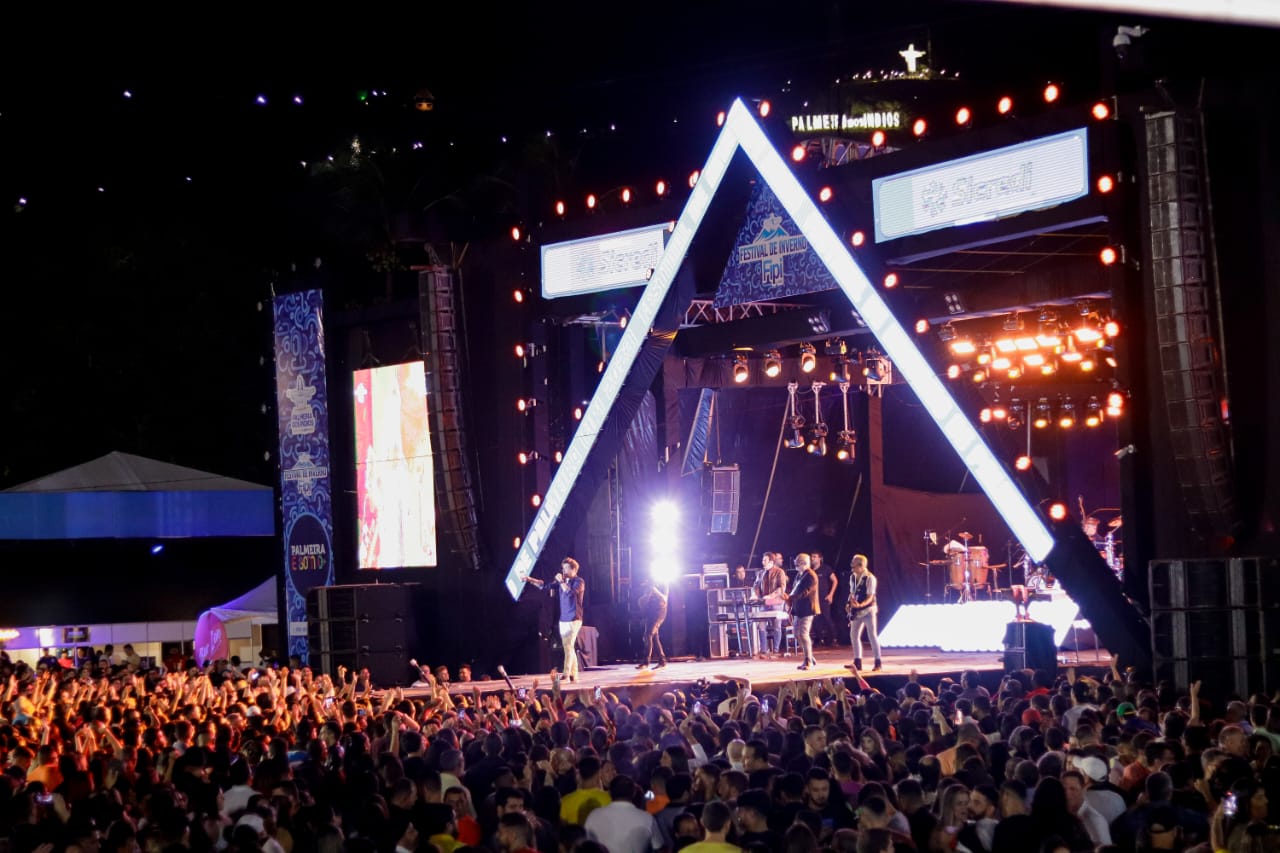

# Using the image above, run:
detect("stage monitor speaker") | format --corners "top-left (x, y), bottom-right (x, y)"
top-left (1003, 620), bottom-right (1056, 673)
top-left (704, 465), bottom-right (740, 534)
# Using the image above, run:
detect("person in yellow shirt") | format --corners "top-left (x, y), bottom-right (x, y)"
top-left (559, 756), bottom-right (612, 826)
top-left (680, 801), bottom-right (740, 853)
top-left (27, 745), bottom-right (62, 792)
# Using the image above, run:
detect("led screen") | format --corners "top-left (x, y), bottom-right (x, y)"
top-left (353, 361), bottom-right (437, 568)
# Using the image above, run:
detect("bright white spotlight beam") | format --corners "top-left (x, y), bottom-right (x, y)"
top-left (505, 99), bottom-right (1052, 601)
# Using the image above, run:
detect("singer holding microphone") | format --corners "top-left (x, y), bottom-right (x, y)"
top-left (520, 557), bottom-right (586, 682)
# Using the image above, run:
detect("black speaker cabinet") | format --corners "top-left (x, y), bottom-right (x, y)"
top-left (1003, 620), bottom-right (1056, 673)
top-left (307, 584), bottom-right (421, 685)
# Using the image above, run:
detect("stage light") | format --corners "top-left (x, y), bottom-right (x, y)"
top-left (1105, 356), bottom-right (1118, 368)
top-left (937, 324), bottom-right (957, 343)
top-left (621, 187), bottom-right (632, 204)
top-left (883, 272), bottom-right (899, 289)
top-left (1080, 359), bottom-right (1096, 372)
top-left (531, 494), bottom-right (542, 507)
top-left (1041, 362), bottom-right (1057, 375)
top-left (997, 95), bottom-right (1014, 115)
top-left (871, 130), bottom-right (886, 148)
top-left (915, 319), bottom-right (930, 334)
top-left (1060, 337), bottom-right (1083, 363)
top-left (150, 544), bottom-right (165, 555)
top-left (992, 356), bottom-right (1011, 370)
top-left (716, 110), bottom-right (727, 127)
top-left (851, 230), bottom-right (866, 247)
top-left (947, 364), bottom-right (961, 380)
top-left (656, 179), bottom-right (667, 197)
top-left (1015, 455), bottom-right (1033, 471)
top-left (1036, 311), bottom-right (1061, 347)
top-left (1085, 397), bottom-right (1103, 427)
top-left (950, 339), bottom-right (976, 355)
top-left (517, 451), bottom-right (542, 465)
top-left (688, 170), bottom-right (700, 188)
top-left (1075, 323), bottom-right (1103, 344)
top-left (913, 117), bottom-right (928, 137)
top-left (1044, 83), bottom-right (1060, 103)
top-left (1100, 246), bottom-right (1118, 265)
top-left (836, 430), bottom-right (857, 462)
top-left (1034, 399), bottom-right (1052, 429)
top-left (976, 351), bottom-right (992, 366)
top-left (586, 193), bottom-right (597, 210)
top-left (510, 226), bottom-right (522, 241)
top-left (553, 450), bottom-right (563, 463)
top-left (1003, 313), bottom-right (1025, 332)
top-left (1091, 100), bottom-right (1111, 120)
top-left (1107, 391), bottom-right (1125, 410)
top-left (764, 350), bottom-right (782, 378)
top-left (1048, 502), bottom-right (1068, 521)
top-left (652, 500), bottom-right (680, 527)
top-left (1023, 352), bottom-right (1046, 367)
top-left (806, 428), bottom-right (828, 457)
top-left (1097, 175), bottom-right (1115, 194)
top-left (573, 406), bottom-right (584, 420)
top-left (955, 106), bottom-right (972, 126)
top-left (818, 186), bottom-right (833, 203)
top-left (513, 289), bottom-right (525, 304)
top-left (1104, 319), bottom-right (1120, 337)
top-left (758, 100), bottom-right (771, 118)
top-left (517, 398), bottom-right (536, 412)
top-left (792, 144), bottom-right (807, 162)
top-left (513, 536), bottom-right (521, 549)
top-left (1007, 366), bottom-right (1023, 379)
top-left (992, 406), bottom-right (1008, 421)
top-left (733, 353), bottom-right (750, 383)
top-left (979, 407), bottom-right (993, 423)
top-left (800, 343), bottom-right (816, 373)
top-left (995, 338), bottom-right (1017, 353)
top-left (971, 370), bottom-right (987, 384)
top-left (1059, 400), bottom-right (1076, 428)
top-left (1008, 404), bottom-right (1025, 429)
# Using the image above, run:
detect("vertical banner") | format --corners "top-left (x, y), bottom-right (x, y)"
top-left (273, 290), bottom-right (334, 662)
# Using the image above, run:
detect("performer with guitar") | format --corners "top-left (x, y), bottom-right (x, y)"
top-left (846, 555), bottom-right (882, 672)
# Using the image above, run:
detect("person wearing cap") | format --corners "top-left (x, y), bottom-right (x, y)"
top-left (1074, 754), bottom-right (1126, 825)
top-left (1118, 700), bottom-right (1161, 736)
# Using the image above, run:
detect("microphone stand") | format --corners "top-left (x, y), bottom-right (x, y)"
top-left (922, 531), bottom-right (934, 602)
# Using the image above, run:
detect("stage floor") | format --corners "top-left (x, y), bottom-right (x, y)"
top-left (429, 643), bottom-right (1111, 700)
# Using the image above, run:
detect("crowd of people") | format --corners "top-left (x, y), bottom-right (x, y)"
top-left (0, 644), bottom-right (1276, 853)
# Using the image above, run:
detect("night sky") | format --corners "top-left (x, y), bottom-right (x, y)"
top-left (1, 5), bottom-right (1275, 616)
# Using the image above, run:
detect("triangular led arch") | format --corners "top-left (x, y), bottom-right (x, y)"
top-left (505, 98), bottom-right (1054, 600)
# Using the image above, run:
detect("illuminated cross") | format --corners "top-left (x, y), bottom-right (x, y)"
top-left (899, 43), bottom-right (926, 73)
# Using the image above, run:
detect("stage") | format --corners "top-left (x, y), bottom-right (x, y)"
top-left (431, 640), bottom-right (1109, 703)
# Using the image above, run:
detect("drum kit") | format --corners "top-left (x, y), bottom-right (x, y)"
top-left (918, 531), bottom-right (1007, 604)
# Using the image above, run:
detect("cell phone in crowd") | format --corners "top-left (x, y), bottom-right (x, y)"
top-left (645, 790), bottom-right (655, 801)
top-left (35, 793), bottom-right (53, 805)
top-left (693, 701), bottom-right (704, 715)
top-left (517, 688), bottom-right (528, 700)
top-left (954, 708), bottom-right (964, 726)
top-left (1224, 792), bottom-right (1238, 817)
top-left (594, 686), bottom-right (602, 700)
top-left (761, 699), bottom-right (770, 714)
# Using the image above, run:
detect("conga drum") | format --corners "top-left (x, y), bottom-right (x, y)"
top-left (967, 545), bottom-right (990, 589)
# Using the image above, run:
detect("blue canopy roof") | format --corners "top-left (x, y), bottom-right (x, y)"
top-left (0, 452), bottom-right (275, 539)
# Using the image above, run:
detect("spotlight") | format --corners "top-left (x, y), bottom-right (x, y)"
top-left (758, 99), bottom-right (771, 118)
top-left (515, 343), bottom-right (526, 358)
top-left (1080, 359), bottom-right (1096, 372)
top-left (656, 179), bottom-right (668, 197)
top-left (150, 544), bottom-right (165, 555)
top-left (800, 344), bottom-right (816, 373)
top-left (1085, 397), bottom-right (1103, 427)
top-left (651, 500), bottom-right (680, 527)
top-left (688, 170), bottom-right (700, 188)
top-left (851, 230), bottom-right (866, 247)
top-left (992, 405), bottom-right (1008, 421)
top-left (517, 398), bottom-right (537, 412)
top-left (1048, 502), bottom-right (1068, 521)
top-left (955, 106), bottom-right (972, 126)
top-left (513, 289), bottom-right (525, 304)
top-left (1033, 399), bottom-right (1052, 429)
top-left (786, 415), bottom-right (807, 449)
top-left (1100, 246), bottom-right (1118, 265)
top-left (513, 536), bottom-right (521, 549)
top-left (1097, 175), bottom-right (1115, 194)
top-left (884, 272), bottom-right (899, 289)
top-left (1007, 404), bottom-right (1025, 429)
top-left (1058, 400), bottom-right (1076, 428)
top-left (1107, 391), bottom-right (1125, 410)
top-left (992, 356), bottom-right (1012, 370)
top-left (1003, 313), bottom-right (1025, 332)
top-left (997, 95), bottom-right (1014, 115)
top-left (621, 187), bottom-right (632, 204)
top-left (1015, 455), bottom-right (1033, 471)
top-left (573, 406), bottom-right (584, 420)
top-left (555, 200), bottom-right (566, 216)
top-left (946, 365), bottom-right (961, 380)
top-left (1091, 100), bottom-right (1112, 120)
top-left (979, 407), bottom-right (993, 423)
top-left (1043, 83), bottom-right (1061, 103)
top-left (871, 130), bottom-right (886, 148)
top-left (531, 494), bottom-right (543, 507)
top-left (950, 339), bottom-right (976, 356)
top-left (806, 423), bottom-right (828, 457)
top-left (1023, 352), bottom-right (1046, 367)
top-left (518, 451), bottom-right (542, 465)
top-left (836, 430), bottom-right (857, 462)
top-left (943, 292), bottom-right (965, 314)
top-left (937, 324), bottom-right (957, 343)
top-left (915, 319), bottom-right (930, 334)
top-left (912, 117), bottom-right (927, 137)
top-left (733, 353), bottom-right (750, 384)
top-left (1061, 337), bottom-right (1083, 363)
top-left (818, 186), bottom-right (833, 203)
top-left (971, 370), bottom-right (987, 384)
top-left (716, 110), bottom-right (727, 127)
top-left (554, 450), bottom-right (563, 463)
top-left (510, 226), bottom-right (522, 241)
top-left (1104, 319), bottom-right (1121, 337)
top-left (792, 144), bottom-right (807, 162)
top-left (764, 350), bottom-right (782, 378)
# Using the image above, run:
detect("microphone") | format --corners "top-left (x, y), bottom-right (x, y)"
top-left (496, 664), bottom-right (517, 693)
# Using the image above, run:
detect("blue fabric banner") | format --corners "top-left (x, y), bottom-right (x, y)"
top-left (273, 290), bottom-right (334, 662)
top-left (712, 183), bottom-right (838, 308)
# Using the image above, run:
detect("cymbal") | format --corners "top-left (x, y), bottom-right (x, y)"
top-left (1109, 517), bottom-right (1123, 529)
top-left (957, 531), bottom-right (974, 540)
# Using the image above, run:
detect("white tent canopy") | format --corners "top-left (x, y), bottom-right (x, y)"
top-left (206, 577), bottom-right (278, 625)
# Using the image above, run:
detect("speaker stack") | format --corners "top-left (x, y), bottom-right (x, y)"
top-left (306, 583), bottom-right (420, 686)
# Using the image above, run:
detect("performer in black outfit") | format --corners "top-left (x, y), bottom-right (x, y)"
top-left (811, 552), bottom-right (840, 646)
top-left (636, 578), bottom-right (669, 669)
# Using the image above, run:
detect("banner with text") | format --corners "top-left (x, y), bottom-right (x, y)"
top-left (713, 183), bottom-right (837, 308)
top-left (273, 290), bottom-right (334, 662)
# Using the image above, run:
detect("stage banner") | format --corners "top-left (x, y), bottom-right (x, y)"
top-left (273, 290), bottom-right (334, 662)
top-left (712, 183), bottom-right (838, 308)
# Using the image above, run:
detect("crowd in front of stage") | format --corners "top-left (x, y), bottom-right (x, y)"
top-left (0, 645), bottom-right (1278, 853)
